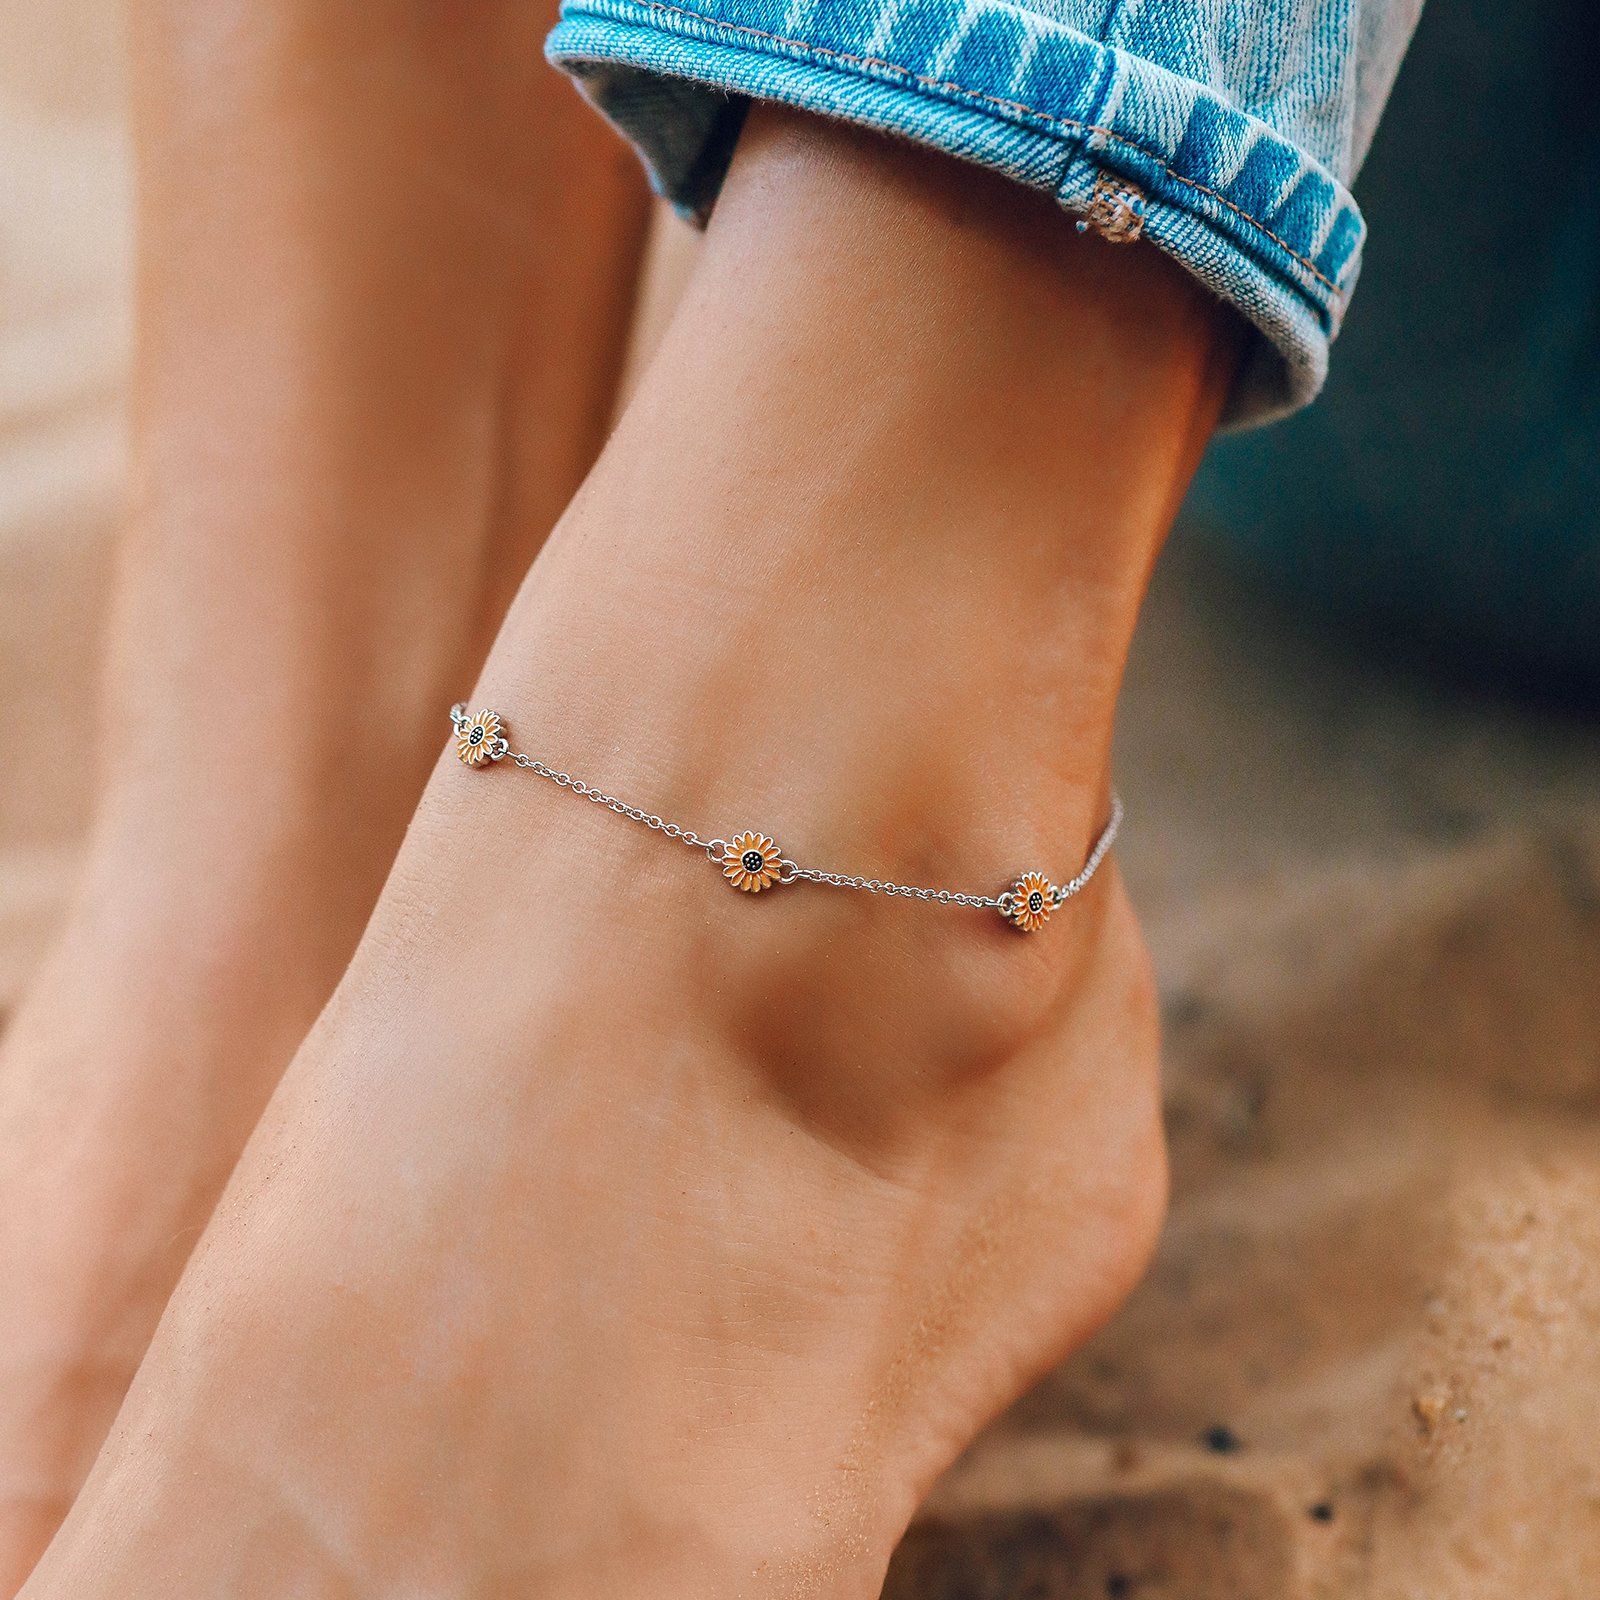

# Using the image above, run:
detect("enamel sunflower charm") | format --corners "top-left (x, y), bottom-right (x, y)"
top-left (455, 708), bottom-right (504, 767)
top-left (722, 832), bottom-right (783, 893)
top-left (1007, 871), bottom-right (1056, 932)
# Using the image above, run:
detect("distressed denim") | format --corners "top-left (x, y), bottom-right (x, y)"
top-left (547, 0), bottom-right (1422, 425)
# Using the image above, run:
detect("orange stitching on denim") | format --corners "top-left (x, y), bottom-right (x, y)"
top-left (616, 0), bottom-right (1350, 299)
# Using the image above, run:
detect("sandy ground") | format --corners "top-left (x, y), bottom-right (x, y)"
top-left (3, 11), bottom-right (1598, 1594)
top-left (891, 547), bottom-right (1600, 1598)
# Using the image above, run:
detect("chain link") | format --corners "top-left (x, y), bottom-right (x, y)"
top-left (779, 863), bottom-right (1006, 910)
top-left (506, 751), bottom-right (717, 857)
top-left (450, 705), bottom-right (1121, 915)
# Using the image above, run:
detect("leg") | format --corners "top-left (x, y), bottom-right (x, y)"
top-left (24, 107), bottom-right (1233, 1600)
top-left (0, 2), bottom-right (646, 1586)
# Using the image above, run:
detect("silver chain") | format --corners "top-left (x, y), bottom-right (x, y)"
top-left (449, 705), bottom-right (1121, 925)
top-left (506, 752), bottom-right (718, 857)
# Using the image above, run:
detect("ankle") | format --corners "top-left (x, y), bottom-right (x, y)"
top-left (411, 478), bottom-right (1143, 1122)
top-left (445, 104), bottom-right (1226, 965)
top-left (396, 678), bottom-right (1147, 1198)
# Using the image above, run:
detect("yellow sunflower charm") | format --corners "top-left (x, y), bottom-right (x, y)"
top-left (1007, 872), bottom-right (1056, 932)
top-left (722, 832), bottom-right (784, 893)
top-left (455, 708), bottom-right (504, 767)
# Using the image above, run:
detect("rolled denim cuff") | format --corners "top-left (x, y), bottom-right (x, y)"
top-left (547, 0), bottom-right (1369, 426)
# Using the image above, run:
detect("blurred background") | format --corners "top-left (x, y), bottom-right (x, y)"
top-left (2, 0), bottom-right (1597, 1593)
top-left (0, 3), bottom-right (126, 995)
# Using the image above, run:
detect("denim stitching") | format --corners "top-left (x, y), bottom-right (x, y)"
top-left (608, 0), bottom-right (1349, 299)
top-left (1049, 20), bottom-right (1118, 227)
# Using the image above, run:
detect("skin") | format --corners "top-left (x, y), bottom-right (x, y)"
top-left (19, 107), bottom-right (1234, 1600)
top-left (0, 1), bottom-right (647, 1588)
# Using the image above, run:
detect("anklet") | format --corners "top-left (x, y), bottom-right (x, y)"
top-left (450, 706), bottom-right (1121, 932)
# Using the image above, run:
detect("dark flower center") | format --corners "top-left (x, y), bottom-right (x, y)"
top-left (1028, 890), bottom-right (1044, 913)
top-left (742, 850), bottom-right (766, 874)
top-left (468, 726), bottom-right (484, 745)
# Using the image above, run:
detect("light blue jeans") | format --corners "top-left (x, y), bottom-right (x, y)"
top-left (548, 0), bottom-right (1423, 425)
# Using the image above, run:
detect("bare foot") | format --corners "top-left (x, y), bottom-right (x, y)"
top-left (0, 0), bottom-right (646, 1585)
top-left (20, 108), bottom-right (1228, 1599)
